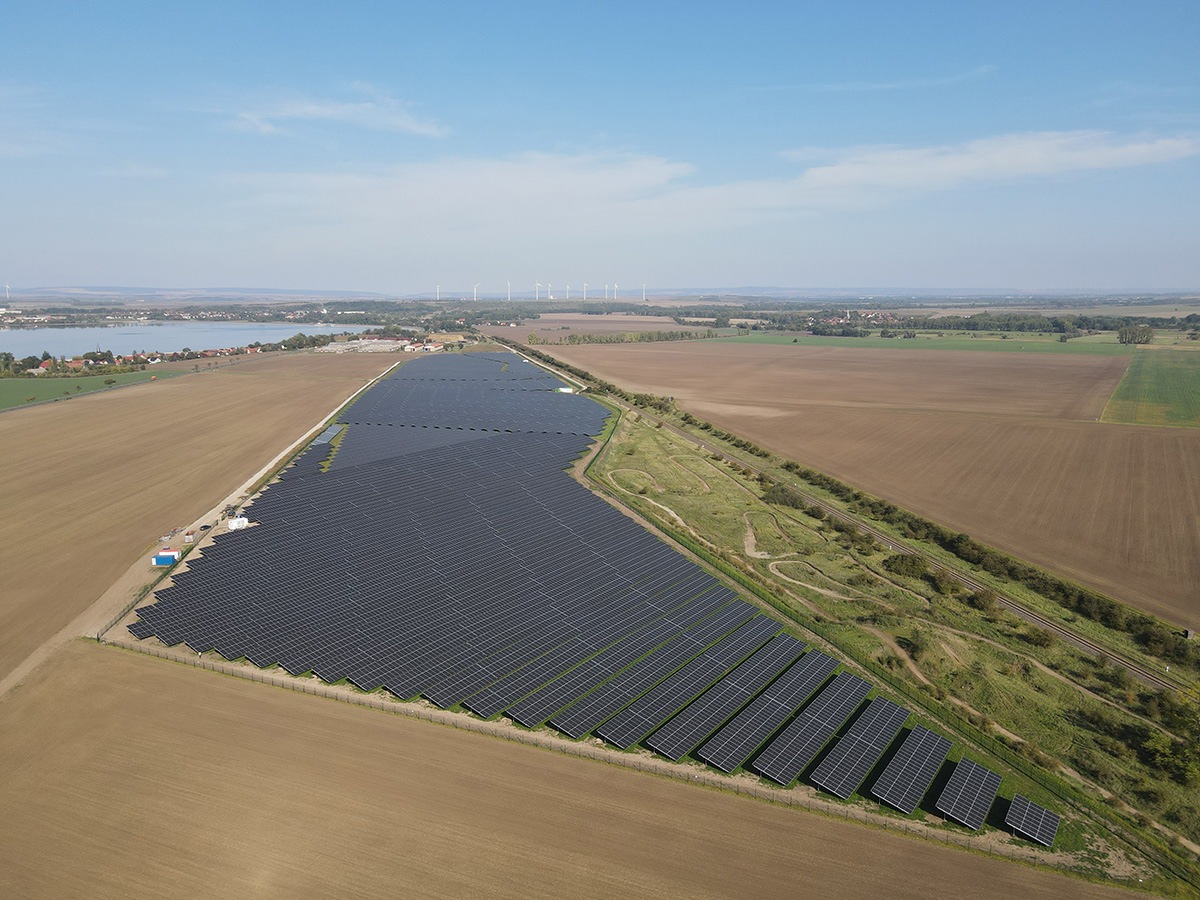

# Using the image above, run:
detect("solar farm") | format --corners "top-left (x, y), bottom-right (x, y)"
top-left (127, 351), bottom-right (1057, 844)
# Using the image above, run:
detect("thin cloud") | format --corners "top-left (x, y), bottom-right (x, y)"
top-left (776, 130), bottom-right (1200, 197)
top-left (229, 84), bottom-right (447, 137)
top-left (210, 130), bottom-right (1200, 269)
top-left (751, 65), bottom-right (996, 94)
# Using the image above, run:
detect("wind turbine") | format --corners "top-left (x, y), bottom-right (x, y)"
top-left (604, 283), bottom-right (609, 300)
top-left (506, 280), bottom-right (511, 303)
top-left (535, 282), bottom-right (541, 301)
top-left (582, 283), bottom-right (588, 302)
top-left (547, 283), bottom-right (553, 300)
top-left (642, 284), bottom-right (646, 302)
top-left (613, 282), bottom-right (618, 299)
top-left (472, 283), bottom-right (481, 301)
top-left (565, 284), bottom-right (570, 300)
top-left (4, 284), bottom-right (9, 302)
top-left (436, 284), bottom-right (441, 302)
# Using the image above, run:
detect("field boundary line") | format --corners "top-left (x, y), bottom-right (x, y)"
top-left (97, 635), bottom-right (1123, 884)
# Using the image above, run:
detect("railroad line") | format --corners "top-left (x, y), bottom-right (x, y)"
top-left (507, 343), bottom-right (1186, 695)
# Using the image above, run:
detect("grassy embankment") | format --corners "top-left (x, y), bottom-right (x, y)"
top-left (1102, 349), bottom-right (1200, 428)
top-left (586, 408), bottom-right (1199, 890)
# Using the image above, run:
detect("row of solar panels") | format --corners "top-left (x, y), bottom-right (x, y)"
top-left (129, 351), bottom-right (1058, 847)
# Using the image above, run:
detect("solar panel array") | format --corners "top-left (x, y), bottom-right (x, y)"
top-left (752, 672), bottom-right (873, 785)
top-left (1005, 794), bottom-right (1060, 847)
top-left (644, 634), bottom-right (806, 761)
top-left (935, 758), bottom-right (1003, 830)
top-left (870, 725), bottom-right (953, 814)
top-left (696, 648), bottom-right (840, 773)
top-left (128, 352), bottom-right (784, 729)
top-left (594, 616), bottom-right (782, 749)
top-left (125, 350), bottom-right (1054, 836)
top-left (810, 698), bottom-right (910, 799)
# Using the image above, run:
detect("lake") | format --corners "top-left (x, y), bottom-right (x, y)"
top-left (0, 322), bottom-right (366, 359)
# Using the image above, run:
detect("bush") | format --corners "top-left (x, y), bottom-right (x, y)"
top-left (966, 588), bottom-right (997, 611)
top-left (882, 554), bottom-right (928, 578)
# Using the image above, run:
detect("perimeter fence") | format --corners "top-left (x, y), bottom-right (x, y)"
top-left (102, 635), bottom-right (1075, 869)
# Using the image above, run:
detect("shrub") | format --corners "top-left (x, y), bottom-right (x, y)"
top-left (882, 554), bottom-right (928, 578)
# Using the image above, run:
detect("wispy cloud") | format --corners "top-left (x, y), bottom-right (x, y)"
top-left (230, 83), bottom-right (447, 137)
top-left (751, 65), bottom-right (997, 94)
top-left (204, 130), bottom-right (1200, 283)
top-left (773, 130), bottom-right (1200, 199)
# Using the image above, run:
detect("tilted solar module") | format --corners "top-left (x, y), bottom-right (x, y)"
top-left (869, 725), bottom-right (952, 814)
top-left (503, 589), bottom-right (734, 727)
top-left (548, 601), bottom-right (759, 739)
top-left (935, 758), bottom-right (1002, 830)
top-left (751, 672), bottom-right (872, 786)
top-left (1004, 794), bottom-right (1060, 847)
top-left (696, 649), bottom-right (840, 773)
top-left (594, 616), bottom-right (782, 750)
top-left (644, 633), bottom-right (807, 761)
top-left (809, 697), bottom-right (910, 799)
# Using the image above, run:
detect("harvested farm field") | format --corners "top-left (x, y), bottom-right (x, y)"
top-left (479, 312), bottom-right (715, 342)
top-left (0, 351), bottom-right (396, 683)
top-left (544, 341), bottom-right (1200, 625)
top-left (0, 639), bottom-right (1135, 900)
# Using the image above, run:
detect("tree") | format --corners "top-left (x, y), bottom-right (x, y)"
top-left (1118, 325), bottom-right (1153, 345)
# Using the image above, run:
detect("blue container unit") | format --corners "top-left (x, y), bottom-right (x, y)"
top-left (153, 549), bottom-right (182, 567)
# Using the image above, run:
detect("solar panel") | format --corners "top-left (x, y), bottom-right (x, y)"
top-left (1005, 794), bottom-right (1060, 847)
top-left (935, 758), bottom-right (1002, 830)
top-left (644, 634), bottom-right (806, 761)
top-left (869, 725), bottom-right (952, 814)
top-left (809, 697), bottom-right (909, 799)
top-left (751, 672), bottom-right (872, 786)
top-left (594, 617), bottom-right (782, 750)
top-left (695, 649), bottom-right (839, 773)
top-left (548, 601), bottom-right (759, 739)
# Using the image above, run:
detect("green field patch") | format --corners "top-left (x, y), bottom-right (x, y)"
top-left (0, 370), bottom-right (170, 410)
top-left (717, 331), bottom-right (1135, 355)
top-left (1101, 349), bottom-right (1200, 427)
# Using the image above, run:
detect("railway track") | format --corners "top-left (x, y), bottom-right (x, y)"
top-left (506, 342), bottom-right (1187, 695)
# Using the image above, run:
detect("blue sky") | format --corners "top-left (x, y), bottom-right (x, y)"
top-left (3, 1), bottom-right (1199, 295)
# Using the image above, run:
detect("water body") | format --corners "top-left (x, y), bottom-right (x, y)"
top-left (0, 322), bottom-right (366, 359)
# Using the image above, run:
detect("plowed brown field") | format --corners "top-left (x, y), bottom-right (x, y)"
top-left (480, 313), bottom-right (712, 342)
top-left (0, 351), bottom-right (395, 682)
top-left (545, 341), bottom-right (1200, 625)
top-left (0, 640), bottom-right (1134, 900)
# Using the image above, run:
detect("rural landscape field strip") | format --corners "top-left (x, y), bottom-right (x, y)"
top-left (545, 340), bottom-right (1200, 624)
top-left (1102, 348), bottom-right (1200, 427)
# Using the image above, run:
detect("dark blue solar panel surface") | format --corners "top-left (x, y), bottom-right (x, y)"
top-left (128, 352), bottom-right (792, 737)
top-left (126, 349), bottom-right (966, 808)
top-left (809, 697), bottom-right (909, 799)
top-left (1005, 794), bottom-right (1060, 847)
top-left (644, 634), bottom-right (806, 761)
top-left (869, 725), bottom-right (952, 814)
top-left (751, 672), bottom-right (872, 785)
top-left (696, 649), bottom-right (840, 773)
top-left (548, 599), bottom-right (759, 739)
top-left (935, 758), bottom-right (1002, 830)
top-left (594, 616), bottom-right (782, 750)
